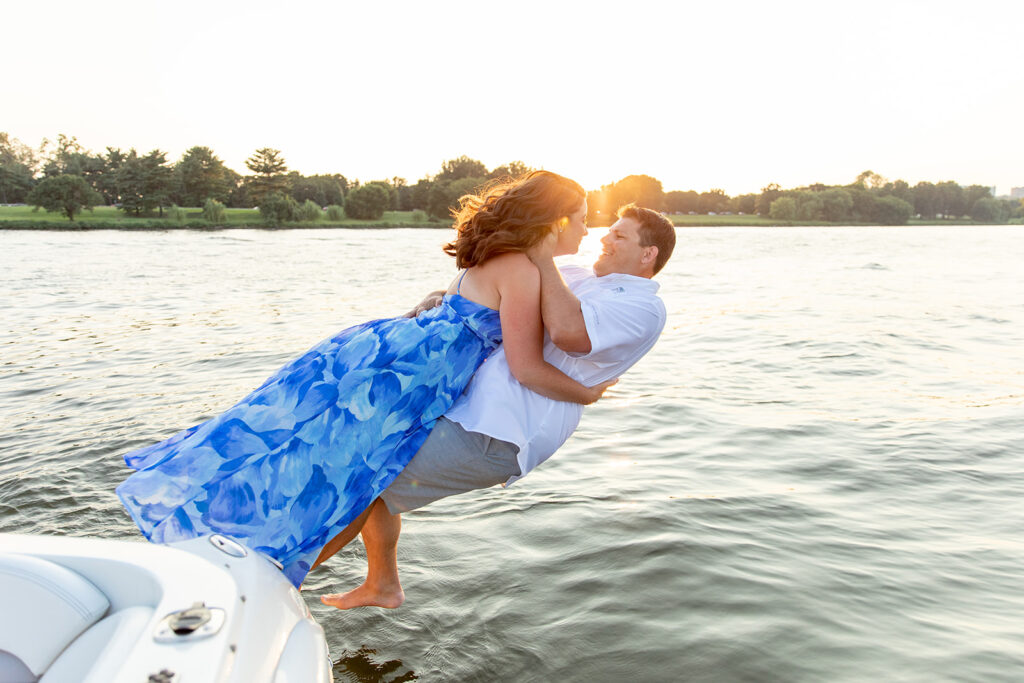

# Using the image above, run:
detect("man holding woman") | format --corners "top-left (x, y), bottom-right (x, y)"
top-left (318, 204), bottom-right (677, 609)
top-left (118, 171), bottom-right (615, 588)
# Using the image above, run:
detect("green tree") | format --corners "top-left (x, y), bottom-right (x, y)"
top-left (436, 156), bottom-right (488, 182)
top-left (364, 181), bottom-right (398, 210)
top-left (427, 177), bottom-right (487, 219)
top-left (1, 132), bottom-right (39, 169)
top-left (730, 193), bottom-right (758, 215)
top-left (289, 174), bottom-right (346, 207)
top-left (871, 195), bottom-right (914, 225)
top-left (488, 161), bottom-right (532, 180)
top-left (258, 191), bottom-right (298, 225)
top-left (167, 205), bottom-right (188, 225)
top-left (970, 197), bottom-right (1007, 223)
top-left (853, 170), bottom-right (886, 190)
top-left (964, 184), bottom-right (992, 208)
top-left (40, 134), bottom-right (86, 177)
top-left (697, 188), bottom-right (729, 214)
top-left (756, 183), bottom-right (783, 216)
top-left (117, 150), bottom-right (146, 215)
top-left (95, 147), bottom-right (127, 205)
top-left (794, 191), bottom-right (824, 221)
top-left (0, 163), bottom-right (33, 203)
top-left (35, 134), bottom-right (112, 201)
top-left (0, 132), bottom-right (36, 203)
top-left (118, 149), bottom-right (174, 216)
top-left (607, 175), bottom-right (664, 211)
top-left (407, 178), bottom-right (433, 210)
top-left (768, 196), bottom-right (797, 221)
top-left (345, 183), bottom-right (391, 219)
top-left (846, 187), bottom-right (874, 222)
top-left (394, 177), bottom-right (415, 210)
top-left (819, 188), bottom-right (853, 222)
top-left (935, 181), bottom-right (966, 218)
top-left (143, 149), bottom-right (174, 216)
top-left (390, 176), bottom-right (407, 210)
top-left (912, 181), bottom-right (937, 218)
top-left (586, 189), bottom-right (612, 226)
top-left (202, 198), bottom-right (227, 223)
top-left (883, 179), bottom-right (914, 206)
top-left (26, 174), bottom-right (102, 221)
top-left (63, 152), bottom-right (107, 195)
top-left (245, 148), bottom-right (289, 203)
top-left (296, 199), bottom-right (322, 222)
top-left (228, 177), bottom-right (254, 208)
top-left (175, 146), bottom-right (232, 206)
top-left (664, 190), bottom-right (699, 214)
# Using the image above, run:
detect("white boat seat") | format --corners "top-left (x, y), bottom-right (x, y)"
top-left (0, 553), bottom-right (109, 679)
top-left (0, 650), bottom-right (37, 683)
top-left (40, 606), bottom-right (154, 683)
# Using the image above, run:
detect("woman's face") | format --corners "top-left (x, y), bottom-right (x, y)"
top-left (554, 199), bottom-right (588, 256)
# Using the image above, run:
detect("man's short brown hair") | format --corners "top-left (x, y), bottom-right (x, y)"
top-left (617, 204), bottom-right (676, 274)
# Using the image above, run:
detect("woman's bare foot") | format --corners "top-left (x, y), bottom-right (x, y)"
top-left (320, 582), bottom-right (405, 610)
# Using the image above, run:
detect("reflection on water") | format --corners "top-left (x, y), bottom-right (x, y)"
top-left (2, 226), bottom-right (1024, 681)
top-left (334, 646), bottom-right (417, 682)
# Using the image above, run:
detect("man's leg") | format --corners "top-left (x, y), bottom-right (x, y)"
top-left (321, 498), bottom-right (405, 609)
top-left (310, 500), bottom-right (376, 570)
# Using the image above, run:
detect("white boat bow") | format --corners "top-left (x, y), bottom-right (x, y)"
top-left (0, 533), bottom-right (332, 683)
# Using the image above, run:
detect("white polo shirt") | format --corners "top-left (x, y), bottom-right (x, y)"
top-left (444, 264), bottom-right (666, 485)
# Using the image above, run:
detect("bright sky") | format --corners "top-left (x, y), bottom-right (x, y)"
top-left (6, 0), bottom-right (1023, 195)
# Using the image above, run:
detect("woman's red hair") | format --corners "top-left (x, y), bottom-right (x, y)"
top-left (443, 171), bottom-right (585, 268)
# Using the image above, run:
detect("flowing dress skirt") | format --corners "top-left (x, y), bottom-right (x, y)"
top-left (117, 295), bottom-right (502, 586)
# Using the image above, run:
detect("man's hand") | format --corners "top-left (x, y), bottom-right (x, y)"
top-left (403, 290), bottom-right (446, 318)
top-left (584, 378), bottom-right (618, 404)
top-left (526, 227), bottom-right (558, 265)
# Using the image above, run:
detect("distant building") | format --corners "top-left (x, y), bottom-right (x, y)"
top-left (1011, 187), bottom-right (1024, 199)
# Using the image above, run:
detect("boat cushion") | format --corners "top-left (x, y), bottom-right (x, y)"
top-left (0, 553), bottom-right (109, 676)
top-left (0, 649), bottom-right (38, 683)
top-left (40, 606), bottom-right (154, 683)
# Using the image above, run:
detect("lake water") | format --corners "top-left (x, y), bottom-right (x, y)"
top-left (2, 226), bottom-right (1023, 682)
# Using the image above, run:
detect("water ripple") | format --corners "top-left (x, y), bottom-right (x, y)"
top-left (2, 227), bottom-right (1024, 681)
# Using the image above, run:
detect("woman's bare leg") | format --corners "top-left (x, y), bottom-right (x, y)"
top-left (321, 499), bottom-right (405, 609)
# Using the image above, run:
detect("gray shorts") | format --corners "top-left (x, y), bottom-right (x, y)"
top-left (380, 416), bottom-right (521, 514)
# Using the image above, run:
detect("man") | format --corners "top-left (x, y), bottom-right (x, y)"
top-left (318, 204), bottom-right (676, 609)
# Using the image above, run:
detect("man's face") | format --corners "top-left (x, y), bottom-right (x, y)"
top-left (593, 217), bottom-right (653, 277)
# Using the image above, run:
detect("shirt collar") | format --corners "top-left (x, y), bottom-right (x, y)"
top-left (589, 268), bottom-right (661, 294)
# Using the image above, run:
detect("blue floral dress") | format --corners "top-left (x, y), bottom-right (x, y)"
top-left (117, 284), bottom-right (502, 587)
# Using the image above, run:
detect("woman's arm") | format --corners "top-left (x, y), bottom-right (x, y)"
top-left (493, 254), bottom-right (614, 405)
top-left (528, 250), bottom-right (592, 354)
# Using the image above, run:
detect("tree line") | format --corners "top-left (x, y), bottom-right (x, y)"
top-left (587, 170), bottom-right (1023, 225)
top-left (2, 133), bottom-right (1021, 225)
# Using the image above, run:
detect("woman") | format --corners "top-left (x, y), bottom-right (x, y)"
top-left (116, 171), bottom-right (608, 587)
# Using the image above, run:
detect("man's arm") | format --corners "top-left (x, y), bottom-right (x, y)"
top-left (527, 243), bottom-right (592, 354)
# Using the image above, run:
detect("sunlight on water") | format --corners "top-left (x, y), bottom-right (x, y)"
top-left (2, 226), bottom-right (1024, 681)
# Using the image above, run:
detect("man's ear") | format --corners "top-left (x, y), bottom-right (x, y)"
top-left (642, 245), bottom-right (658, 265)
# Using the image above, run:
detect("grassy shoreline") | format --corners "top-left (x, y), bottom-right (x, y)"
top-left (0, 206), bottom-right (448, 230)
top-left (0, 205), bottom-right (1014, 230)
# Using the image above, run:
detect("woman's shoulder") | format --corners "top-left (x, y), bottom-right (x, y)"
top-left (477, 251), bottom-right (534, 273)
top-left (475, 252), bottom-right (539, 289)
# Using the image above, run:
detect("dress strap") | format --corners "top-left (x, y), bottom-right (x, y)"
top-left (457, 270), bottom-right (468, 295)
